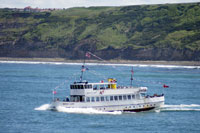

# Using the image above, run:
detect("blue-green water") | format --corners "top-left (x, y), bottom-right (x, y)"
top-left (0, 61), bottom-right (200, 133)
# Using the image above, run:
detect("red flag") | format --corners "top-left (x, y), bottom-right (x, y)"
top-left (131, 69), bottom-right (134, 75)
top-left (163, 84), bottom-right (169, 88)
top-left (85, 52), bottom-right (91, 58)
top-left (53, 90), bottom-right (57, 94)
top-left (81, 68), bottom-right (86, 72)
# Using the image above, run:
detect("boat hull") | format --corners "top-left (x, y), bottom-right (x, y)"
top-left (50, 96), bottom-right (164, 112)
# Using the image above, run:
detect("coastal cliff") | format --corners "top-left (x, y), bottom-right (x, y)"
top-left (0, 3), bottom-right (200, 60)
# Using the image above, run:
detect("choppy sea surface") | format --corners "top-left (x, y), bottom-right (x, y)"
top-left (0, 61), bottom-right (200, 133)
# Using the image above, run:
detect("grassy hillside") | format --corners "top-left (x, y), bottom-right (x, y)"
top-left (0, 3), bottom-right (200, 60)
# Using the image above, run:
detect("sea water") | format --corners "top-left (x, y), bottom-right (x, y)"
top-left (0, 61), bottom-right (200, 133)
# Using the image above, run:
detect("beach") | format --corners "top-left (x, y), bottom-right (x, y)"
top-left (0, 57), bottom-right (199, 66)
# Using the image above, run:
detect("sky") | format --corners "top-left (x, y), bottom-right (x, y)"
top-left (0, 0), bottom-right (199, 9)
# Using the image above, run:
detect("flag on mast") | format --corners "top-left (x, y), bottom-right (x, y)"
top-left (53, 90), bottom-right (57, 94)
top-left (131, 68), bottom-right (134, 75)
top-left (85, 52), bottom-right (91, 58)
top-left (163, 84), bottom-right (169, 88)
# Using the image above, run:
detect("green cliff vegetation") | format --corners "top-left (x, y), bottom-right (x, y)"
top-left (0, 3), bottom-right (200, 60)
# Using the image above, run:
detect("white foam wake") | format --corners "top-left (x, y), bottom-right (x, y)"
top-left (159, 104), bottom-right (200, 112)
top-left (34, 104), bottom-right (51, 111)
top-left (56, 106), bottom-right (122, 115)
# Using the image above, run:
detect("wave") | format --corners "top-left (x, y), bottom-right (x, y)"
top-left (158, 104), bottom-right (200, 112)
top-left (1, 60), bottom-right (199, 69)
top-left (163, 104), bottom-right (200, 108)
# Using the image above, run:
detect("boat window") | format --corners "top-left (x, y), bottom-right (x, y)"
top-left (80, 85), bottom-right (83, 89)
top-left (70, 85), bottom-right (73, 89)
top-left (91, 97), bottom-right (95, 102)
top-left (88, 85), bottom-right (92, 89)
top-left (110, 96), bottom-right (114, 101)
top-left (105, 96), bottom-right (109, 101)
top-left (132, 94), bottom-right (135, 99)
top-left (86, 97), bottom-right (90, 102)
top-left (101, 96), bottom-right (104, 101)
top-left (93, 85), bottom-right (98, 90)
top-left (114, 96), bottom-right (118, 101)
top-left (77, 96), bottom-right (80, 102)
top-left (81, 96), bottom-right (85, 102)
top-left (84, 85), bottom-right (90, 89)
top-left (119, 95), bottom-right (122, 100)
top-left (70, 95), bottom-right (80, 102)
top-left (100, 85), bottom-right (105, 90)
top-left (128, 95), bottom-right (131, 100)
top-left (70, 96), bottom-right (74, 102)
top-left (141, 93), bottom-right (145, 97)
top-left (75, 85), bottom-right (78, 89)
top-left (84, 85), bottom-right (87, 89)
top-left (96, 97), bottom-right (100, 102)
top-left (123, 95), bottom-right (127, 100)
top-left (72, 96), bottom-right (76, 102)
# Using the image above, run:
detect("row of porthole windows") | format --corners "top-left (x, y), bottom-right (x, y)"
top-left (97, 104), bottom-right (157, 111)
top-left (85, 94), bottom-right (140, 102)
top-left (125, 104), bottom-right (156, 109)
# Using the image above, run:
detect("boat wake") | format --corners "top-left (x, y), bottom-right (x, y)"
top-left (34, 104), bottom-right (122, 115)
top-left (34, 104), bottom-right (51, 111)
top-left (56, 106), bottom-right (122, 115)
top-left (156, 104), bottom-right (200, 112)
top-left (35, 104), bottom-right (200, 114)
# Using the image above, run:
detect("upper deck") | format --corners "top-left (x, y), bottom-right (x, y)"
top-left (70, 79), bottom-right (147, 96)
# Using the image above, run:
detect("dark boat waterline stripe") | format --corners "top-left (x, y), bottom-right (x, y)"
top-left (123, 107), bottom-right (155, 112)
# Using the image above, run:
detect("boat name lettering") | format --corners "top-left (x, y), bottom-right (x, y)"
top-left (63, 103), bottom-right (74, 105)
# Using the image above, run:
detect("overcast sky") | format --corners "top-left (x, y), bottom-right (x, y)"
top-left (0, 0), bottom-right (199, 8)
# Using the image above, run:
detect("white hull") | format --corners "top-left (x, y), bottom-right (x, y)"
top-left (50, 96), bottom-right (164, 112)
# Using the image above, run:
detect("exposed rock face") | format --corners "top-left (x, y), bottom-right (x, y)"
top-left (1, 41), bottom-right (199, 61)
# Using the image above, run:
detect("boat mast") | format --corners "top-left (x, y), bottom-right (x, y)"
top-left (131, 67), bottom-right (134, 86)
top-left (80, 52), bottom-right (86, 82)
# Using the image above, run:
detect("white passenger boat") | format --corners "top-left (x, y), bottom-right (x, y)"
top-left (50, 53), bottom-right (165, 112)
